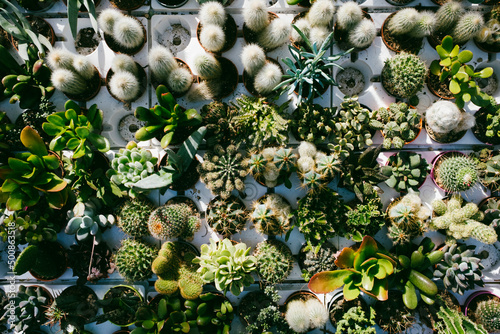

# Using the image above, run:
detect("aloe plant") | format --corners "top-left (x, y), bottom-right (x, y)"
top-left (135, 85), bottom-right (203, 148)
top-left (430, 35), bottom-right (493, 108)
top-left (0, 126), bottom-right (69, 211)
top-left (308, 236), bottom-right (396, 301)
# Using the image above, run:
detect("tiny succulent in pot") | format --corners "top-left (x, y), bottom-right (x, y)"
top-left (247, 147), bottom-right (296, 188)
top-left (98, 9), bottom-right (144, 52)
top-left (207, 195), bottom-right (247, 237)
top-left (65, 197), bottom-right (115, 244)
top-left (299, 241), bottom-right (337, 282)
top-left (253, 239), bottom-right (294, 284)
top-left (480, 196), bottom-right (500, 233)
top-left (344, 191), bottom-right (386, 242)
top-left (474, 98), bottom-right (500, 145)
top-left (425, 100), bottom-right (475, 141)
top-left (68, 241), bottom-right (115, 285)
top-left (115, 239), bottom-right (157, 282)
top-left (434, 303), bottom-right (487, 334)
top-left (381, 152), bottom-right (430, 193)
top-left (148, 201), bottom-right (200, 240)
top-left (290, 102), bottom-right (336, 143)
top-left (200, 101), bottom-right (239, 148)
top-left (387, 192), bottom-right (430, 245)
top-left (476, 5), bottom-right (500, 49)
top-left (381, 52), bottom-right (427, 99)
top-left (251, 193), bottom-right (293, 236)
top-left (433, 243), bottom-right (484, 295)
top-left (193, 238), bottom-right (257, 296)
top-left (336, 305), bottom-right (376, 334)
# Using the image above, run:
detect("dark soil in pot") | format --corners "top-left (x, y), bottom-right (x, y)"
top-left (101, 286), bottom-right (143, 327)
top-left (56, 285), bottom-right (99, 324)
top-left (385, 0), bottom-right (415, 5)
top-left (427, 73), bottom-right (454, 100)
top-left (17, 0), bottom-right (55, 11)
top-left (68, 241), bottom-right (115, 285)
top-left (156, 0), bottom-right (189, 8)
top-left (336, 67), bottom-right (365, 96)
top-left (238, 290), bottom-right (273, 326)
top-left (197, 14), bottom-right (237, 54)
top-left (11, 15), bottom-right (55, 49)
top-left (65, 67), bottom-right (102, 102)
top-left (473, 107), bottom-right (500, 145)
top-left (75, 27), bottom-right (102, 56)
top-left (110, 0), bottom-right (145, 10)
top-left (29, 241), bottom-right (68, 281)
top-left (106, 64), bottom-right (147, 103)
top-left (381, 12), bottom-right (422, 54)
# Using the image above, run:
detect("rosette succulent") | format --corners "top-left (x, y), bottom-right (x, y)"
top-left (65, 198), bottom-right (115, 244)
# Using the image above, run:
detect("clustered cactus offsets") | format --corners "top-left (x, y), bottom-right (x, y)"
top-left (474, 297), bottom-right (500, 333)
top-left (97, 8), bottom-right (145, 52)
top-left (335, 1), bottom-right (376, 50)
top-left (298, 241), bottom-right (337, 282)
top-left (285, 295), bottom-right (329, 333)
top-left (148, 201), bottom-right (200, 240)
top-left (291, 103), bottom-right (336, 144)
top-left (200, 101), bottom-right (240, 148)
top-left (296, 141), bottom-right (341, 190)
top-left (251, 193), bottom-right (293, 236)
top-left (207, 195), bottom-right (248, 237)
top-left (247, 147), bottom-right (297, 188)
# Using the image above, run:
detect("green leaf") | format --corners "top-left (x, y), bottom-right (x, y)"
top-left (20, 126), bottom-right (48, 157)
top-left (457, 50), bottom-right (473, 63)
top-left (75, 127), bottom-right (90, 138)
top-left (441, 35), bottom-right (454, 54)
top-left (430, 61), bottom-right (441, 76)
top-left (449, 79), bottom-right (461, 94)
top-left (343, 279), bottom-right (360, 300)
top-left (308, 270), bottom-right (352, 294)
top-left (161, 131), bottom-right (174, 148)
top-left (479, 67), bottom-right (493, 78)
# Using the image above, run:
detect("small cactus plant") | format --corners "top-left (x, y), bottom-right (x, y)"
top-left (112, 15), bottom-right (145, 50)
top-left (387, 192), bottom-right (430, 245)
top-left (241, 43), bottom-right (266, 76)
top-left (111, 54), bottom-right (139, 76)
top-left (347, 19), bottom-right (376, 49)
top-left (434, 153), bottom-right (479, 193)
top-left (251, 193), bottom-right (293, 236)
top-left (299, 242), bottom-right (336, 281)
top-left (306, 0), bottom-right (335, 28)
top-left (411, 11), bottom-right (436, 39)
top-left (435, 1), bottom-right (464, 32)
top-left (193, 53), bottom-right (222, 80)
top-left (148, 202), bottom-right (200, 240)
top-left (256, 18), bottom-right (291, 50)
top-left (207, 195), bottom-right (248, 237)
top-left (148, 45), bottom-right (178, 83)
top-left (388, 8), bottom-right (420, 36)
top-left (425, 101), bottom-right (475, 140)
top-left (243, 0), bottom-right (269, 33)
top-left (475, 298), bottom-right (500, 333)
top-left (381, 52), bottom-right (427, 99)
top-left (199, 24), bottom-right (226, 52)
top-left (97, 8), bottom-right (123, 35)
top-left (199, 1), bottom-right (226, 26)
top-left (167, 67), bottom-right (193, 94)
top-left (248, 147), bottom-right (296, 188)
top-left (452, 12), bottom-right (484, 45)
top-left (253, 239), bottom-right (294, 284)
top-left (285, 297), bottom-right (328, 333)
top-left (296, 142), bottom-right (341, 190)
top-left (291, 103), bottom-right (336, 144)
top-left (336, 1), bottom-right (363, 31)
top-left (108, 71), bottom-right (140, 102)
top-left (51, 68), bottom-right (88, 95)
top-left (115, 196), bottom-right (156, 238)
top-left (253, 62), bottom-right (282, 95)
top-left (115, 239), bottom-right (157, 282)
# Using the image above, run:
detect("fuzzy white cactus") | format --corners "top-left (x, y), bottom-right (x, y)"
top-left (336, 1), bottom-right (363, 31)
top-left (199, 24), bottom-right (226, 52)
top-left (305, 299), bottom-right (328, 329)
top-left (348, 18), bottom-right (376, 49)
top-left (256, 18), bottom-right (291, 50)
top-left (243, 0), bottom-right (269, 33)
top-left (109, 71), bottom-right (140, 101)
top-left (410, 11), bottom-right (435, 38)
top-left (426, 100), bottom-right (475, 134)
top-left (73, 55), bottom-right (97, 80)
top-left (291, 18), bottom-right (311, 44)
top-left (253, 62), bottom-right (282, 95)
top-left (309, 26), bottom-right (329, 47)
top-left (187, 81), bottom-right (215, 101)
top-left (307, 0), bottom-right (335, 28)
top-left (298, 141), bottom-right (317, 158)
top-left (193, 53), bottom-right (222, 80)
top-left (435, 1), bottom-right (464, 32)
top-left (388, 8), bottom-right (420, 36)
top-left (97, 8), bottom-right (124, 35)
top-left (452, 12), bottom-right (484, 44)
top-left (286, 300), bottom-right (310, 333)
top-left (241, 44), bottom-right (266, 76)
top-left (112, 54), bottom-right (139, 76)
top-left (51, 68), bottom-right (87, 94)
top-left (199, 1), bottom-right (226, 26)
top-left (47, 48), bottom-right (75, 70)
top-left (148, 45), bottom-right (178, 82)
top-left (167, 67), bottom-right (193, 94)
top-left (113, 16), bottom-right (144, 49)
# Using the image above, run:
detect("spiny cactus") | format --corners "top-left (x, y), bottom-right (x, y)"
top-left (388, 192), bottom-right (430, 245)
top-left (200, 101), bottom-right (239, 148)
top-left (452, 12), bottom-right (484, 45)
top-left (97, 8), bottom-right (124, 35)
top-left (254, 239), bottom-right (294, 284)
top-left (299, 242), bottom-right (336, 281)
top-left (253, 62), bottom-right (282, 95)
top-left (434, 153), bottom-right (479, 193)
top-left (410, 11), bottom-right (435, 39)
top-left (433, 243), bottom-right (484, 295)
top-left (307, 0), bottom-right (335, 28)
top-left (111, 54), bottom-right (139, 76)
top-left (291, 103), bottom-right (335, 143)
top-left (243, 0), bottom-right (269, 33)
top-left (336, 1), bottom-right (363, 31)
top-left (199, 1), bottom-right (226, 26)
top-left (308, 26), bottom-right (329, 47)
top-left (381, 52), bottom-right (427, 99)
top-left (296, 142), bottom-right (340, 190)
top-left (47, 47), bottom-right (76, 70)
top-left (198, 144), bottom-right (248, 199)
top-left (388, 8), bottom-right (420, 36)
top-left (435, 1), bottom-right (464, 32)
top-left (426, 101), bottom-right (475, 136)
top-left (112, 16), bottom-right (144, 50)
top-left (148, 202), bottom-right (200, 240)
top-left (241, 44), bottom-right (266, 76)
top-left (108, 71), bottom-right (140, 102)
top-left (348, 19), bottom-right (376, 49)
top-left (115, 239), bottom-right (157, 282)
top-left (285, 297), bottom-right (328, 333)
top-left (251, 193), bottom-right (293, 236)
top-left (207, 196), bottom-right (247, 237)
top-left (116, 196), bottom-right (155, 238)
top-left (73, 55), bottom-right (97, 80)
top-left (475, 298), bottom-right (500, 333)
top-left (256, 18), bottom-right (291, 50)
top-left (194, 53), bottom-right (222, 80)
top-left (51, 69), bottom-right (88, 95)
top-left (167, 67), bottom-right (193, 94)
top-left (199, 24), bottom-right (226, 52)
top-left (149, 45), bottom-right (178, 82)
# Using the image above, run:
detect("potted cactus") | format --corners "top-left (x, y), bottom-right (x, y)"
top-left (473, 98), bottom-right (500, 145)
top-left (296, 141), bottom-right (341, 190)
top-left (475, 5), bottom-right (500, 53)
top-left (196, 2), bottom-right (237, 53)
top-left (14, 0), bottom-right (56, 11)
top-left (425, 100), bottom-right (475, 143)
top-left (68, 241), bottom-right (115, 285)
top-left (247, 147), bottom-right (296, 188)
top-left (290, 102), bottom-right (336, 144)
top-left (289, 0), bottom-right (335, 50)
top-left (251, 193), bottom-right (293, 236)
top-left (381, 152), bottom-right (430, 193)
top-left (334, 2), bottom-right (376, 52)
top-left (284, 292), bottom-right (329, 333)
top-left (465, 291), bottom-right (500, 333)
top-left (149, 45), bottom-right (193, 97)
top-left (431, 151), bottom-right (480, 193)
top-left (298, 241), bottom-right (337, 282)
top-left (114, 239), bottom-right (157, 282)
top-left (115, 196), bottom-right (156, 238)
top-left (253, 239), bottom-right (294, 284)
top-left (199, 101), bottom-right (239, 148)
top-left (148, 200), bottom-right (200, 240)
top-left (106, 54), bottom-right (147, 103)
top-left (241, 44), bottom-right (283, 97)
top-left (206, 195), bottom-right (248, 238)
top-left (98, 9), bottom-right (146, 55)
top-left (381, 52), bottom-right (427, 100)
top-left (97, 285), bottom-right (144, 327)
top-left (374, 292), bottom-right (416, 334)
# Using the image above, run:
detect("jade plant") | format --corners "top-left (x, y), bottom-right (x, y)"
top-left (369, 102), bottom-right (421, 149)
top-left (308, 236), bottom-right (396, 301)
top-left (106, 141), bottom-right (158, 198)
top-left (253, 239), bottom-right (294, 284)
top-left (344, 192), bottom-right (386, 242)
top-left (433, 153), bottom-right (480, 193)
top-left (247, 147), bottom-right (296, 188)
top-left (115, 196), bottom-right (156, 238)
top-left (114, 239), bottom-right (157, 282)
top-left (251, 193), bottom-right (293, 236)
top-left (295, 187), bottom-right (347, 254)
top-left (381, 152), bottom-right (430, 193)
top-left (135, 85), bottom-right (202, 148)
top-left (433, 243), bottom-right (484, 295)
top-left (296, 141), bottom-right (341, 190)
top-left (207, 196), bottom-right (247, 238)
top-left (290, 102), bottom-right (336, 144)
top-left (193, 238), bottom-right (257, 296)
top-left (430, 35), bottom-right (493, 108)
top-left (430, 194), bottom-right (498, 244)
top-left (148, 202), bottom-right (200, 240)
top-left (329, 96), bottom-right (376, 160)
top-left (0, 126), bottom-right (69, 211)
top-left (43, 100), bottom-right (110, 161)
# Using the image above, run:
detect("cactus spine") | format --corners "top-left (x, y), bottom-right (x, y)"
top-left (410, 11), bottom-right (435, 38)
top-left (435, 1), bottom-right (464, 32)
top-left (307, 0), bottom-right (335, 28)
top-left (149, 45), bottom-right (178, 82)
top-left (348, 18), bottom-right (376, 49)
top-left (111, 54), bottom-right (139, 76)
top-left (97, 8), bottom-right (124, 35)
top-left (73, 55), bottom-right (97, 80)
top-left (241, 44), bottom-right (266, 76)
top-left (199, 24), bottom-right (226, 52)
top-left (243, 0), bottom-right (269, 32)
top-left (167, 67), bottom-right (193, 94)
top-left (108, 71), bottom-right (140, 102)
top-left (253, 62), bottom-right (282, 95)
top-left (113, 16), bottom-right (144, 49)
top-left (452, 12), bottom-right (485, 44)
top-left (475, 299), bottom-right (500, 332)
top-left (199, 1), bottom-right (227, 26)
top-left (336, 1), bottom-right (363, 31)
top-left (194, 53), bottom-right (222, 80)
top-left (256, 18), bottom-right (291, 50)
top-left (388, 8), bottom-right (420, 36)
top-left (435, 154), bottom-right (479, 193)
top-left (51, 69), bottom-right (88, 94)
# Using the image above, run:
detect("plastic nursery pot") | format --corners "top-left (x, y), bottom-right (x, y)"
top-left (102, 285), bottom-right (144, 327)
top-left (472, 107), bottom-right (500, 145)
top-left (158, 152), bottom-right (200, 192)
top-left (430, 151), bottom-right (465, 192)
top-left (425, 120), bottom-right (467, 144)
top-left (328, 291), bottom-right (369, 328)
top-left (10, 15), bottom-right (56, 50)
top-left (243, 12), bottom-right (280, 51)
top-left (196, 14), bottom-right (238, 54)
top-left (64, 66), bottom-right (102, 102)
top-left (151, 58), bottom-right (193, 98)
top-left (333, 11), bottom-right (373, 52)
top-left (242, 58), bottom-right (283, 97)
top-left (465, 290), bottom-right (500, 327)
top-left (29, 241), bottom-right (68, 281)
top-left (103, 16), bottom-right (147, 55)
top-left (57, 285), bottom-right (99, 324)
top-left (426, 72), bottom-right (454, 100)
top-left (109, 0), bottom-right (146, 11)
top-left (196, 56), bottom-right (238, 99)
top-left (105, 63), bottom-right (147, 104)
top-left (380, 12), bottom-right (423, 54)
top-left (156, 0), bottom-right (189, 8)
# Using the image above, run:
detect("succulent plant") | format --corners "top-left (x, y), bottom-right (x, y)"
top-left (387, 192), bottom-right (430, 245)
top-left (336, 1), bottom-right (363, 31)
top-left (434, 153), bottom-right (479, 193)
top-left (251, 193), bottom-right (293, 236)
top-left (1, 285), bottom-right (52, 333)
top-left (193, 238), bottom-right (257, 296)
top-left (198, 144), bottom-right (248, 199)
top-left (370, 102), bottom-right (421, 149)
top-left (243, 0), bottom-right (269, 33)
top-left (430, 194), bottom-right (498, 245)
top-left (381, 52), bottom-right (427, 99)
top-left (98, 9), bottom-right (144, 51)
top-left (254, 239), bottom-right (294, 284)
top-left (106, 141), bottom-right (158, 198)
top-left (256, 18), bottom-right (291, 50)
top-left (232, 95), bottom-right (289, 148)
top-left (336, 306), bottom-right (376, 334)
top-left (296, 142), bottom-right (341, 190)
top-left (13, 241), bottom-right (67, 279)
top-left (248, 147), bottom-right (296, 188)
top-left (68, 241), bottom-right (115, 285)
top-left (207, 195), bottom-right (247, 238)
top-left (65, 198), bottom-right (115, 244)
top-left (148, 202), bottom-right (200, 240)
top-left (433, 243), bottom-right (484, 295)
top-left (115, 239), bottom-right (157, 282)
top-left (291, 103), bottom-right (336, 144)
top-left (200, 101), bottom-right (239, 148)
top-left (475, 298), bottom-right (500, 333)
top-left (425, 100), bottom-right (475, 139)
top-left (285, 297), bottom-right (328, 333)
top-left (329, 96), bottom-right (376, 160)
top-left (381, 152), bottom-right (429, 192)
top-left (435, 305), bottom-right (487, 334)
top-left (299, 241), bottom-right (337, 282)
top-left (476, 7), bottom-right (500, 47)
top-left (344, 192), bottom-right (386, 242)
top-left (295, 187), bottom-right (346, 254)
top-left (480, 197), bottom-right (500, 233)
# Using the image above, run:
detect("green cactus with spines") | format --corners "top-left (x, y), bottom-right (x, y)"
top-left (178, 272), bottom-right (204, 300)
top-left (200, 101), bottom-right (239, 148)
top-left (247, 147), bottom-right (296, 188)
top-left (452, 12), bottom-right (484, 45)
top-left (388, 8), bottom-right (420, 36)
top-left (148, 202), bottom-right (200, 240)
top-left (274, 147), bottom-right (296, 173)
top-left (115, 196), bottom-right (155, 238)
top-left (198, 144), bottom-right (248, 199)
top-left (387, 192), bottom-right (430, 245)
top-left (435, 154), bottom-right (479, 193)
top-left (435, 1), bottom-right (464, 32)
top-left (435, 305), bottom-right (487, 334)
top-left (252, 193), bottom-right (293, 236)
top-left (433, 243), bottom-right (484, 295)
top-left (471, 222), bottom-right (498, 245)
top-left (300, 241), bottom-right (337, 282)
top-left (475, 299), bottom-right (500, 333)
top-left (291, 103), bottom-right (336, 144)
top-left (115, 239), bottom-right (157, 282)
top-left (155, 278), bottom-right (179, 295)
top-left (254, 239), bottom-right (294, 284)
top-left (207, 196), bottom-right (247, 238)
top-left (410, 11), bottom-right (435, 39)
top-left (476, 18), bottom-right (500, 46)
top-left (381, 53), bottom-right (427, 99)
top-left (316, 154), bottom-right (341, 180)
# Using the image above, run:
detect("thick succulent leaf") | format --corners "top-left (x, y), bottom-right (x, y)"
top-left (20, 126), bottom-right (48, 157)
top-left (308, 270), bottom-right (352, 294)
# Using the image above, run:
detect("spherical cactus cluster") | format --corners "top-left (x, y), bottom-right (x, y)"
top-left (435, 153), bottom-right (479, 193)
top-left (199, 2), bottom-right (227, 52)
top-left (381, 52), bottom-right (427, 99)
top-left (285, 297), bottom-right (328, 333)
top-left (148, 203), bottom-right (200, 240)
top-left (336, 1), bottom-right (376, 49)
top-left (475, 298), bottom-right (500, 333)
top-left (296, 142), bottom-right (341, 190)
top-left (247, 146), bottom-right (296, 188)
top-left (207, 196), bottom-right (248, 237)
top-left (116, 196), bottom-right (156, 238)
top-left (108, 55), bottom-right (141, 102)
top-left (251, 193), bottom-right (293, 236)
top-left (198, 144), bottom-right (248, 199)
top-left (153, 241), bottom-right (203, 300)
top-left (149, 45), bottom-right (193, 95)
top-left (241, 44), bottom-right (283, 95)
top-left (98, 8), bottom-right (144, 50)
top-left (115, 239), bottom-right (157, 282)
top-left (433, 243), bottom-right (484, 295)
top-left (257, 18), bottom-right (291, 50)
